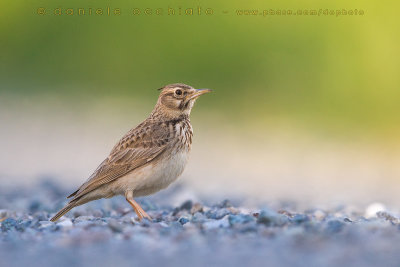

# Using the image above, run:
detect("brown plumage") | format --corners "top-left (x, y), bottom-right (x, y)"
top-left (50, 83), bottom-right (211, 222)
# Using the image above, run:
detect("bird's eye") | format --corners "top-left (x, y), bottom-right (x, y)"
top-left (175, 89), bottom-right (182, 96)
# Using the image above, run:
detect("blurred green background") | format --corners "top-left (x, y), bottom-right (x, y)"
top-left (1, 0), bottom-right (399, 205)
top-left (2, 0), bottom-right (399, 137)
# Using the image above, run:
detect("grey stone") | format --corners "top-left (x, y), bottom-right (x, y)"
top-left (228, 214), bottom-right (255, 226)
top-left (139, 218), bottom-right (152, 227)
top-left (377, 211), bottom-right (400, 224)
top-left (38, 221), bottom-right (54, 228)
top-left (74, 221), bottom-right (98, 228)
top-left (190, 203), bottom-right (204, 214)
top-left (57, 219), bottom-right (73, 229)
top-left (34, 212), bottom-right (49, 222)
top-left (217, 199), bottom-right (233, 208)
top-left (206, 208), bottom-right (231, 220)
top-left (169, 221), bottom-right (184, 230)
top-left (291, 214), bottom-right (309, 224)
top-left (108, 219), bottom-right (123, 233)
top-left (203, 216), bottom-right (230, 230)
top-left (257, 209), bottom-right (288, 227)
top-left (192, 212), bottom-right (207, 223)
top-left (180, 200), bottom-right (193, 211)
top-left (1, 218), bottom-right (17, 232)
top-left (178, 217), bottom-right (189, 225)
top-left (74, 216), bottom-right (95, 223)
top-left (344, 218), bottom-right (353, 223)
top-left (91, 209), bottom-right (104, 218)
top-left (313, 210), bottom-right (327, 220)
top-left (38, 221), bottom-right (57, 231)
top-left (16, 220), bottom-right (32, 232)
top-left (325, 220), bottom-right (345, 234)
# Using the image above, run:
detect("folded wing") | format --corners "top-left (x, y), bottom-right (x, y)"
top-left (68, 120), bottom-right (173, 202)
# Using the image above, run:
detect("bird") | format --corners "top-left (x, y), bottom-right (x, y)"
top-left (50, 83), bottom-right (211, 222)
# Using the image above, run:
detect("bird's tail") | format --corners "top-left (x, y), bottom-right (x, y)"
top-left (50, 203), bottom-right (76, 222)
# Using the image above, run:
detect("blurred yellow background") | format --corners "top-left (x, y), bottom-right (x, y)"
top-left (1, 0), bottom-right (399, 206)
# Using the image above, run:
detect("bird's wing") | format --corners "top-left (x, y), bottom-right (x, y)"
top-left (69, 120), bottom-right (173, 201)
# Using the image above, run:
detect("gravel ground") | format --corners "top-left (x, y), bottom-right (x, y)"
top-left (1, 180), bottom-right (400, 267)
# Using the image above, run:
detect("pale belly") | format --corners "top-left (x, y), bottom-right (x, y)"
top-left (106, 150), bottom-right (190, 197)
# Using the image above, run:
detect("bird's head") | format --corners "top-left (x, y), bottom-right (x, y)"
top-left (153, 83), bottom-right (211, 119)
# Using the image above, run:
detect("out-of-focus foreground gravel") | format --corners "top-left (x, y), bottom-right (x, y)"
top-left (1, 180), bottom-right (400, 267)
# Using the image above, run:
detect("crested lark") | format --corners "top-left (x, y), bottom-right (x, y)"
top-left (50, 83), bottom-right (211, 222)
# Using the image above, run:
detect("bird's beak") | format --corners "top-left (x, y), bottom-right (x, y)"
top-left (189, 88), bottom-right (212, 100)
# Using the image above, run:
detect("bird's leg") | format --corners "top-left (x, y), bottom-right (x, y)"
top-left (126, 197), bottom-right (143, 221)
top-left (125, 191), bottom-right (152, 221)
top-left (128, 198), bottom-right (152, 221)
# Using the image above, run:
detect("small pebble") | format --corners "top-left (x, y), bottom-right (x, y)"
top-left (228, 214), bottom-right (255, 226)
top-left (217, 199), bottom-right (232, 208)
top-left (57, 219), bottom-right (73, 229)
top-left (206, 208), bottom-right (231, 220)
top-left (291, 214), bottom-right (309, 225)
top-left (190, 203), bottom-right (203, 214)
top-left (192, 212), bottom-right (207, 223)
top-left (257, 209), bottom-right (288, 227)
top-left (325, 220), bottom-right (345, 234)
top-left (1, 218), bottom-right (17, 232)
top-left (203, 216), bottom-right (230, 230)
top-left (38, 221), bottom-right (57, 231)
top-left (108, 219), bottom-right (123, 233)
top-left (376, 211), bottom-right (399, 224)
top-left (178, 217), bottom-right (189, 225)
top-left (365, 203), bottom-right (386, 218)
top-left (180, 200), bottom-right (193, 211)
top-left (74, 216), bottom-right (95, 223)
top-left (313, 210), bottom-right (326, 220)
